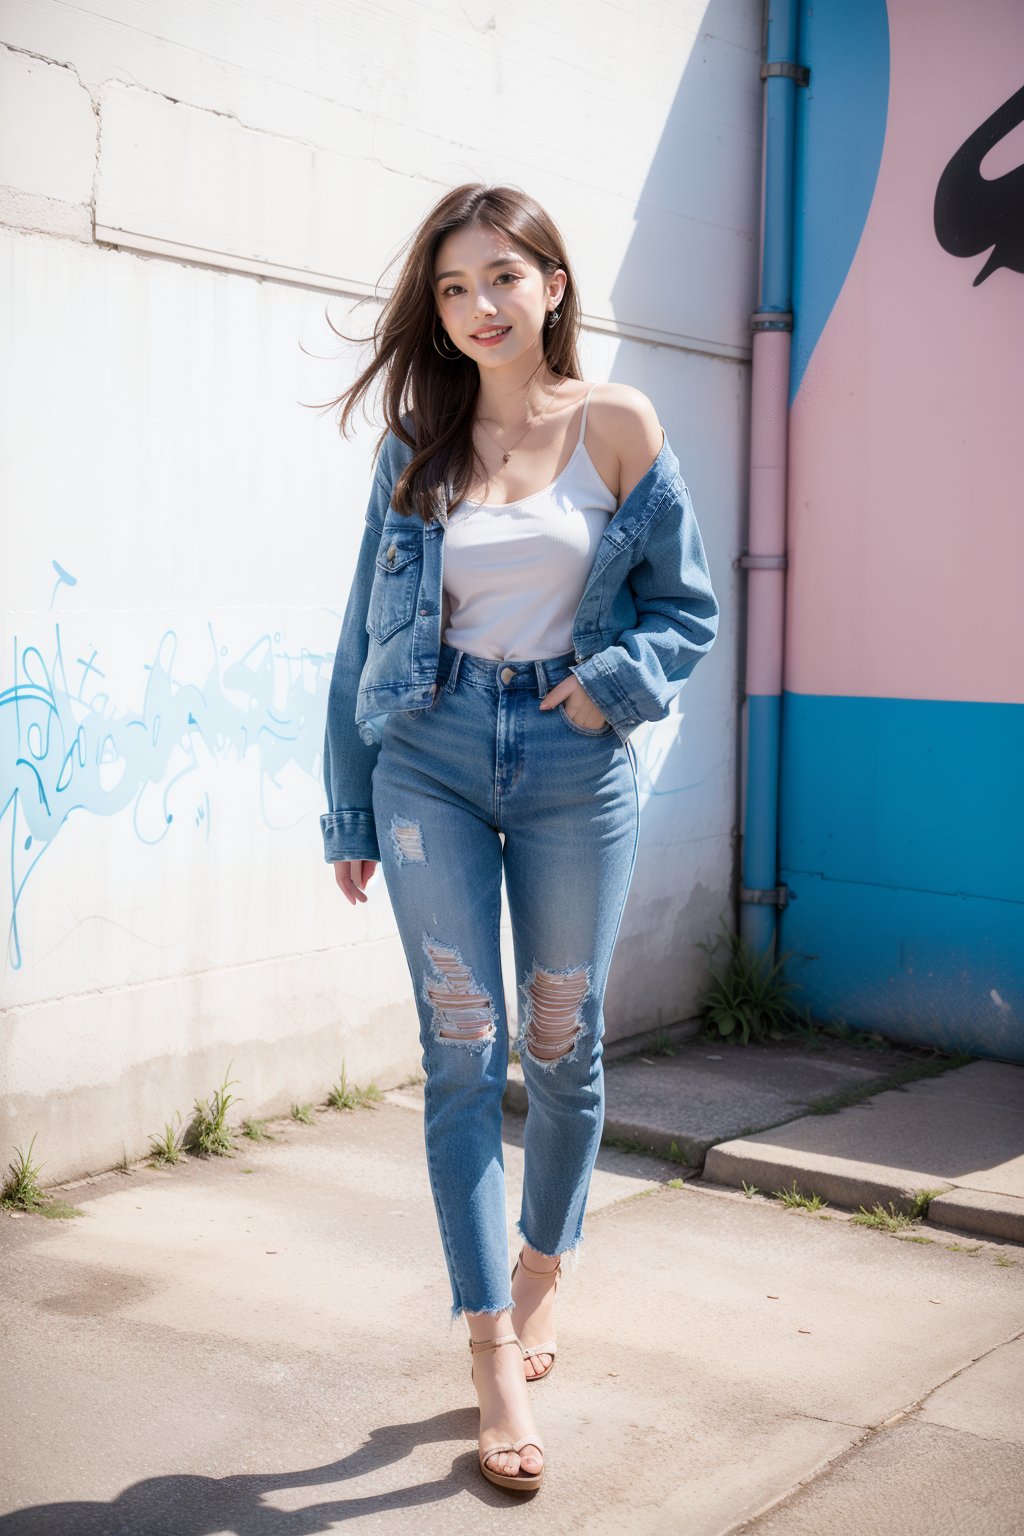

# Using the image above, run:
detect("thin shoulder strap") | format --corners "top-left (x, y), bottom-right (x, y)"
top-left (577, 383), bottom-right (598, 449)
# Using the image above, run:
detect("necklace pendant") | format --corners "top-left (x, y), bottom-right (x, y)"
top-left (502, 451), bottom-right (511, 464)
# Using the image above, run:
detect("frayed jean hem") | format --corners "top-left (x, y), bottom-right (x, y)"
top-left (449, 1296), bottom-right (517, 1328)
top-left (514, 1221), bottom-right (585, 1279)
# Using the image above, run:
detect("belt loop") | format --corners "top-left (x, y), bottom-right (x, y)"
top-left (533, 658), bottom-right (549, 698)
top-left (445, 648), bottom-right (464, 694)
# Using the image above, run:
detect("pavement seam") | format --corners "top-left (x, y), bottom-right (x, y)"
top-left (724, 1324), bottom-right (1024, 1535)
top-left (886, 1323), bottom-right (1024, 1428)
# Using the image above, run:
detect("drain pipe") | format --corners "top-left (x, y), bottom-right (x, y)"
top-left (739, 0), bottom-right (808, 954)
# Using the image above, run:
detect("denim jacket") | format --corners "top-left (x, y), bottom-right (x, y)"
top-left (321, 422), bottom-right (719, 863)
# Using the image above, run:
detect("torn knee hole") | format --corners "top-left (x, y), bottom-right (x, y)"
top-left (423, 939), bottom-right (497, 1044)
top-left (390, 815), bottom-right (426, 864)
top-left (524, 964), bottom-right (589, 1061)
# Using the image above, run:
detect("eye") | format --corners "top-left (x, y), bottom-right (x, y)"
top-left (440, 283), bottom-right (464, 297)
top-left (495, 271), bottom-right (521, 284)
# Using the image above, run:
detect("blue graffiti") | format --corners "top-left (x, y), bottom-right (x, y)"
top-left (2, 593), bottom-right (335, 969)
top-left (49, 559), bottom-right (77, 609)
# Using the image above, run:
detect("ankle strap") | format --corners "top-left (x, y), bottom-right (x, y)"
top-left (468, 1332), bottom-right (520, 1353)
top-left (517, 1250), bottom-right (562, 1278)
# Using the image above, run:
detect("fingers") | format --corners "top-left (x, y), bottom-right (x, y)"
top-left (540, 678), bottom-right (607, 730)
top-left (538, 676), bottom-right (573, 710)
top-left (333, 860), bottom-right (378, 905)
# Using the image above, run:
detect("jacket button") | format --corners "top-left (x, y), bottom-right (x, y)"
top-left (386, 542), bottom-right (397, 561)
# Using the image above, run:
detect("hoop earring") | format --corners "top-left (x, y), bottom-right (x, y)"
top-left (432, 325), bottom-right (461, 359)
top-left (546, 306), bottom-right (561, 326)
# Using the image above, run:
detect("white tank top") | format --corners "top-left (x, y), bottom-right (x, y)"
top-left (441, 385), bottom-right (617, 661)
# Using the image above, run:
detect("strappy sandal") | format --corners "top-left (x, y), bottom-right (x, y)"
top-left (468, 1333), bottom-right (545, 1492)
top-left (510, 1248), bottom-right (561, 1383)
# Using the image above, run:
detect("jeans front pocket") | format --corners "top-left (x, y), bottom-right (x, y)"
top-left (556, 701), bottom-right (614, 738)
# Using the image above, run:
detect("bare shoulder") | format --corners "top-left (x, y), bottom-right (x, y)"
top-left (586, 383), bottom-right (665, 503)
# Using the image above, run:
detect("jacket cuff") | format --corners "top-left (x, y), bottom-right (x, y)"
top-left (321, 810), bottom-right (381, 865)
top-left (570, 654), bottom-right (643, 733)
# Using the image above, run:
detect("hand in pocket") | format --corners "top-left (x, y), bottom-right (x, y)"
top-left (538, 676), bottom-right (608, 732)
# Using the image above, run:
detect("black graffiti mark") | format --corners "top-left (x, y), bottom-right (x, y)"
top-left (935, 82), bottom-right (1024, 286)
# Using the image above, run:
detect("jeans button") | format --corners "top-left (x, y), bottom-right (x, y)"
top-left (500, 666), bottom-right (515, 683)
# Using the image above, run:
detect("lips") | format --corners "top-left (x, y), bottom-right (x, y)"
top-left (471, 326), bottom-right (511, 343)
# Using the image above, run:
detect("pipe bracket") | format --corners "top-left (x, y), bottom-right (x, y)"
top-left (750, 309), bottom-right (793, 333)
top-left (740, 885), bottom-right (790, 908)
top-left (760, 60), bottom-right (810, 86)
top-left (739, 552), bottom-right (788, 570)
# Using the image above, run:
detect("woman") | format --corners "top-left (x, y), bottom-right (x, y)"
top-left (319, 183), bottom-right (719, 1493)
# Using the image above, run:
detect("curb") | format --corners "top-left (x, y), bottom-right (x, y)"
top-left (703, 1141), bottom-right (1024, 1245)
top-left (503, 1053), bottom-right (1024, 1248)
top-left (927, 1189), bottom-right (1024, 1244)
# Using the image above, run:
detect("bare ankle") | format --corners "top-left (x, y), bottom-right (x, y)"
top-left (465, 1309), bottom-right (514, 1344)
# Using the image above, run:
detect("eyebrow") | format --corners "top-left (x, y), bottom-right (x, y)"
top-left (434, 255), bottom-right (527, 283)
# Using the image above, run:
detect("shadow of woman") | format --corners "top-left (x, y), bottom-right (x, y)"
top-left (0, 1402), bottom-right (529, 1532)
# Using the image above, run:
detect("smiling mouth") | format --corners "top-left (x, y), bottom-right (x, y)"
top-left (471, 326), bottom-right (511, 342)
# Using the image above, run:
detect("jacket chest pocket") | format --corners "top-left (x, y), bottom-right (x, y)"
top-left (366, 535), bottom-right (423, 642)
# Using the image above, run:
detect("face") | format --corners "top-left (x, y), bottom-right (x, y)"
top-left (433, 222), bottom-right (566, 367)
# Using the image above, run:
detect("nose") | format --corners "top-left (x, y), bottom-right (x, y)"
top-left (473, 289), bottom-right (498, 319)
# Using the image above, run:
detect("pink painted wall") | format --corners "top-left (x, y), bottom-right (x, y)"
top-left (786, 0), bottom-right (1024, 708)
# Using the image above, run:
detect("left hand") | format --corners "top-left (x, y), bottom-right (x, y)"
top-left (539, 675), bottom-right (609, 731)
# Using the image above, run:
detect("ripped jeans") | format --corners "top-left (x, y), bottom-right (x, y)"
top-left (371, 640), bottom-right (640, 1320)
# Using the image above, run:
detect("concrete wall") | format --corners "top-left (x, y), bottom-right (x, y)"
top-left (0, 0), bottom-right (761, 1181)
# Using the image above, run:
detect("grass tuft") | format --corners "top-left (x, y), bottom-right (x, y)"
top-left (326, 1061), bottom-right (384, 1112)
top-left (291, 1103), bottom-right (316, 1124)
top-left (148, 1112), bottom-right (187, 1166)
top-left (1, 1134), bottom-right (83, 1219)
top-left (240, 1117), bottom-right (277, 1143)
top-left (185, 1065), bottom-right (243, 1157)
top-left (908, 1188), bottom-right (948, 1219)
top-left (697, 918), bottom-right (811, 1045)
top-left (772, 1180), bottom-right (829, 1213)
top-left (851, 1202), bottom-right (917, 1232)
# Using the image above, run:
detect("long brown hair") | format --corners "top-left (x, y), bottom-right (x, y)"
top-left (317, 183), bottom-right (582, 524)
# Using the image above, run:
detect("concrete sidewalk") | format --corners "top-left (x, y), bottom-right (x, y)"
top-left (1, 1083), bottom-right (1022, 1533)
top-left (507, 1038), bottom-right (1024, 1245)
